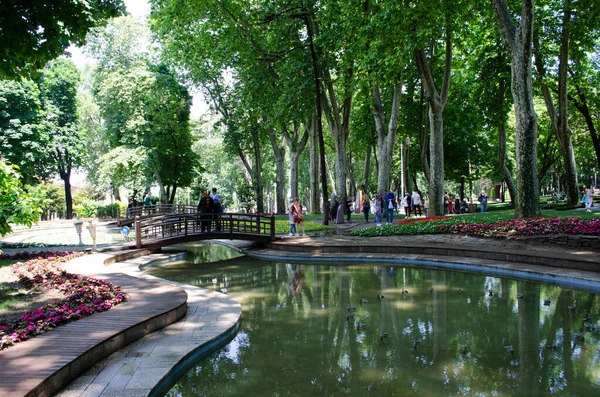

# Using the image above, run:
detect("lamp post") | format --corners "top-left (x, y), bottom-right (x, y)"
top-left (87, 221), bottom-right (97, 251)
top-left (73, 217), bottom-right (83, 245)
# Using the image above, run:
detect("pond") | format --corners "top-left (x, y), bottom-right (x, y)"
top-left (143, 243), bottom-right (600, 397)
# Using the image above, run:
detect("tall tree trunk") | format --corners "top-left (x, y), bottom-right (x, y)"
top-left (533, 3), bottom-right (578, 206)
top-left (321, 66), bottom-right (352, 204)
top-left (308, 116), bottom-right (321, 213)
top-left (497, 77), bottom-right (517, 203)
top-left (362, 145), bottom-right (371, 191)
top-left (571, 81), bottom-right (600, 171)
top-left (556, 0), bottom-right (578, 205)
top-left (413, 20), bottom-right (452, 216)
top-left (304, 11), bottom-right (329, 224)
top-left (491, 0), bottom-right (541, 218)
top-left (402, 137), bottom-right (411, 195)
top-left (372, 84), bottom-right (401, 193)
top-left (252, 129), bottom-right (264, 213)
top-left (285, 122), bottom-right (309, 200)
top-left (267, 127), bottom-right (286, 213)
top-left (60, 168), bottom-right (73, 219)
top-left (417, 86), bottom-right (430, 184)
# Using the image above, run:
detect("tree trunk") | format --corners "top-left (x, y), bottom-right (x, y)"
top-left (402, 137), bottom-right (411, 195)
top-left (417, 86), bottom-right (430, 184)
top-left (572, 82), bottom-right (600, 171)
top-left (321, 66), bottom-right (352, 205)
top-left (286, 122), bottom-right (309, 200)
top-left (267, 127), bottom-right (286, 213)
top-left (61, 168), bottom-right (73, 219)
top-left (308, 116), bottom-right (321, 213)
top-left (362, 144), bottom-right (371, 192)
top-left (556, 0), bottom-right (578, 205)
top-left (304, 11), bottom-right (329, 224)
top-left (252, 129), bottom-right (264, 213)
top-left (497, 77), bottom-right (517, 203)
top-left (372, 84), bottom-right (401, 193)
top-left (413, 20), bottom-right (452, 216)
top-left (491, 0), bottom-right (541, 218)
top-left (533, 3), bottom-right (578, 206)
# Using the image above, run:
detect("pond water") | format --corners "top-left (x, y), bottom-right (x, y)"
top-left (144, 243), bottom-right (600, 397)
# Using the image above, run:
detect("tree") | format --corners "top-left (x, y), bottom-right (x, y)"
top-left (36, 58), bottom-right (85, 219)
top-left (412, 2), bottom-right (455, 216)
top-left (0, 160), bottom-right (40, 236)
top-left (491, 0), bottom-right (541, 218)
top-left (0, 0), bottom-right (125, 78)
top-left (96, 64), bottom-right (197, 203)
top-left (0, 79), bottom-right (49, 184)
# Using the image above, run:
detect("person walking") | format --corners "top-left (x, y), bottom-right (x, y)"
top-left (197, 191), bottom-right (214, 232)
top-left (478, 190), bottom-right (489, 213)
top-left (362, 195), bottom-right (371, 222)
top-left (424, 193), bottom-right (430, 217)
top-left (288, 199), bottom-right (298, 236)
top-left (585, 185), bottom-right (594, 212)
top-left (374, 192), bottom-right (382, 226)
top-left (293, 197), bottom-right (305, 236)
top-left (384, 190), bottom-right (396, 224)
top-left (210, 187), bottom-right (222, 231)
top-left (411, 190), bottom-right (422, 217)
top-left (401, 193), bottom-right (410, 218)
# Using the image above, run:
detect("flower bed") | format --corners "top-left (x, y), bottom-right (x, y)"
top-left (447, 217), bottom-right (600, 238)
top-left (0, 251), bottom-right (127, 351)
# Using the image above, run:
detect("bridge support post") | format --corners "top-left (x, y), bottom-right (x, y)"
top-left (256, 215), bottom-right (261, 234)
top-left (184, 218), bottom-right (188, 237)
top-left (135, 217), bottom-right (142, 249)
top-left (270, 215), bottom-right (275, 239)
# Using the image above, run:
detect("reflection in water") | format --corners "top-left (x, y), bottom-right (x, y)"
top-left (144, 245), bottom-right (600, 397)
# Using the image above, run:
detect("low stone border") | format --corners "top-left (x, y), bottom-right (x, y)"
top-left (56, 252), bottom-right (242, 397)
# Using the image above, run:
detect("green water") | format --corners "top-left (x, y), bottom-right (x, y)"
top-left (144, 244), bottom-right (600, 397)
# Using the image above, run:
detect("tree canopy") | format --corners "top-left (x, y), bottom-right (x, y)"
top-left (0, 0), bottom-right (126, 78)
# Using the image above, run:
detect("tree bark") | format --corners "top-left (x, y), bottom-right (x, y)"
top-left (372, 84), bottom-right (401, 193)
top-left (362, 144), bottom-right (371, 192)
top-left (571, 81), bottom-right (600, 171)
top-left (532, 2), bottom-right (578, 206)
top-left (491, 0), bottom-right (541, 218)
top-left (413, 20), bottom-right (452, 216)
top-left (304, 11), bottom-right (329, 224)
top-left (60, 169), bottom-right (73, 219)
top-left (307, 116), bottom-right (321, 213)
top-left (497, 77), bottom-right (517, 203)
top-left (267, 126), bottom-right (286, 213)
top-left (285, 122), bottom-right (309, 200)
top-left (321, 66), bottom-right (352, 204)
top-left (252, 129), bottom-right (264, 213)
top-left (402, 138), bottom-right (411, 195)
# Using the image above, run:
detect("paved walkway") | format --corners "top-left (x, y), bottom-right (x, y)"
top-left (1, 229), bottom-right (600, 396)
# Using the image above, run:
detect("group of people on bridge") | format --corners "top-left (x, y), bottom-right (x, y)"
top-left (197, 188), bottom-right (224, 232)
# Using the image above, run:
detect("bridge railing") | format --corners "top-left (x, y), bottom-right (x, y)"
top-left (133, 212), bottom-right (276, 248)
top-left (117, 204), bottom-right (197, 225)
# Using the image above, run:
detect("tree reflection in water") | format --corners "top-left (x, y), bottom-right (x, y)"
top-left (144, 245), bottom-right (600, 397)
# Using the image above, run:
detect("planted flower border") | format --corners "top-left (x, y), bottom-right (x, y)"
top-left (0, 251), bottom-right (127, 351)
top-left (349, 216), bottom-right (600, 238)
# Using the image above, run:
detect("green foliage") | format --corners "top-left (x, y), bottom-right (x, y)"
top-left (31, 183), bottom-right (66, 220)
top-left (0, 79), bottom-right (49, 184)
top-left (0, 161), bottom-right (40, 236)
top-left (0, 0), bottom-right (125, 79)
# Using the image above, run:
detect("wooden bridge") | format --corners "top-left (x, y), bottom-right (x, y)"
top-left (127, 211), bottom-right (276, 250)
